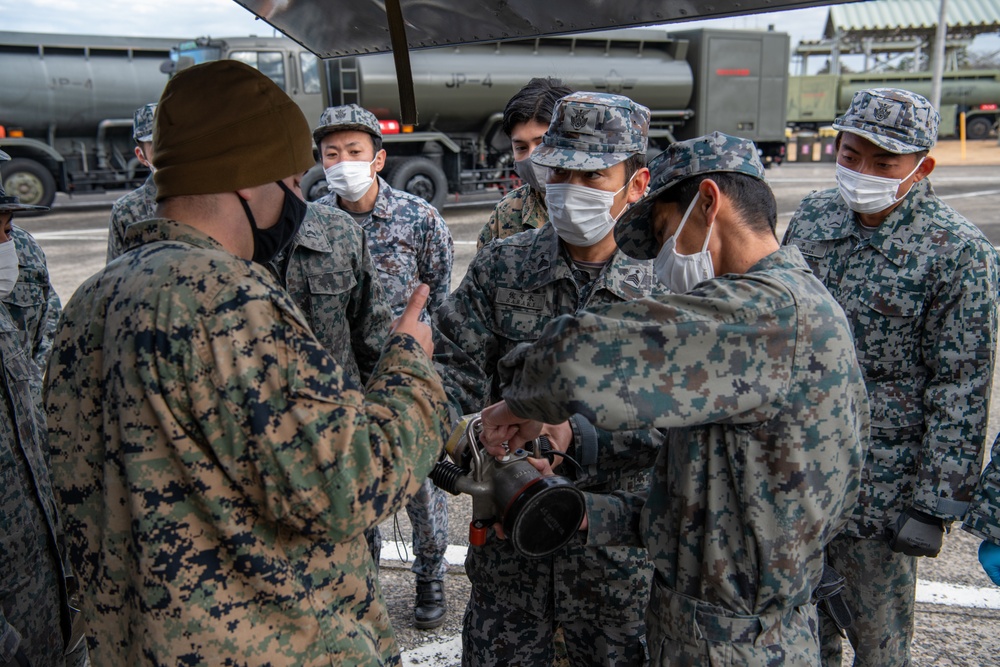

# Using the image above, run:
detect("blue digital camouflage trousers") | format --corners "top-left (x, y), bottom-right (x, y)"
top-left (461, 585), bottom-right (648, 667)
top-left (405, 477), bottom-right (449, 581)
top-left (821, 534), bottom-right (917, 667)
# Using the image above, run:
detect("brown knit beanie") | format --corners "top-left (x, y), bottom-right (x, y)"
top-left (153, 59), bottom-right (315, 201)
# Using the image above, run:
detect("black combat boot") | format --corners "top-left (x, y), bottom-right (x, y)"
top-left (414, 579), bottom-right (446, 629)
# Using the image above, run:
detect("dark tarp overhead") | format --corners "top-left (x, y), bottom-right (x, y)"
top-left (233, 0), bottom-right (845, 57)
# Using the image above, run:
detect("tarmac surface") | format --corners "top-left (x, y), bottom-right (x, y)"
top-left (19, 137), bottom-right (1000, 666)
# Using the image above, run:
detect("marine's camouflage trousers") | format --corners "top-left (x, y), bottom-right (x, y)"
top-left (461, 585), bottom-right (648, 667)
top-left (821, 533), bottom-right (917, 667)
top-left (404, 477), bottom-right (450, 582)
top-left (647, 579), bottom-right (820, 667)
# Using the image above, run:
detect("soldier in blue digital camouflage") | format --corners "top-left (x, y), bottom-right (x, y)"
top-left (475, 77), bottom-right (573, 250)
top-left (783, 88), bottom-right (1000, 667)
top-left (0, 149), bottom-right (86, 667)
top-left (313, 103), bottom-right (454, 629)
top-left (0, 154), bottom-right (60, 395)
top-left (433, 91), bottom-right (661, 666)
top-left (479, 131), bottom-right (869, 666)
top-left (43, 60), bottom-right (450, 666)
top-left (106, 103), bottom-right (158, 262)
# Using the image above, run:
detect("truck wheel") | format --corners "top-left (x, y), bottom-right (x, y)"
top-left (966, 116), bottom-right (994, 141)
top-left (387, 157), bottom-right (448, 210)
top-left (300, 164), bottom-right (329, 202)
top-left (3, 158), bottom-right (57, 208)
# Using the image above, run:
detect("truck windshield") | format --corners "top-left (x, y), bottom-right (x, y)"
top-left (175, 45), bottom-right (223, 65)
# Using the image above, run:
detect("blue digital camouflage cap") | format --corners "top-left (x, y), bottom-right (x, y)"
top-left (531, 92), bottom-right (649, 171)
top-left (615, 132), bottom-right (765, 260)
top-left (133, 103), bottom-right (157, 143)
top-left (314, 104), bottom-right (382, 146)
top-left (833, 88), bottom-right (939, 154)
top-left (0, 142), bottom-right (48, 210)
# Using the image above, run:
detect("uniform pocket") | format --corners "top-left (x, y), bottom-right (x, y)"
top-left (306, 269), bottom-right (356, 296)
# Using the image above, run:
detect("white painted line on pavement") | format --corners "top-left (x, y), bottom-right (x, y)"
top-left (29, 228), bottom-right (108, 241)
top-left (454, 240), bottom-right (477, 245)
top-left (916, 579), bottom-right (1000, 609)
top-left (939, 188), bottom-right (1000, 200)
top-left (402, 636), bottom-right (462, 666)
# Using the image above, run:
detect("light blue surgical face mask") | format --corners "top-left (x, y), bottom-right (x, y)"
top-left (545, 172), bottom-right (635, 247)
top-left (836, 156), bottom-right (925, 214)
top-left (652, 193), bottom-right (715, 293)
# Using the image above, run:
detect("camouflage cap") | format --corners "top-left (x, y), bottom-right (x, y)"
top-left (313, 104), bottom-right (381, 146)
top-left (0, 142), bottom-right (48, 211)
top-left (531, 92), bottom-right (649, 171)
top-left (133, 103), bottom-right (157, 143)
top-left (833, 88), bottom-right (939, 154)
top-left (615, 132), bottom-right (765, 260)
top-left (0, 181), bottom-right (49, 212)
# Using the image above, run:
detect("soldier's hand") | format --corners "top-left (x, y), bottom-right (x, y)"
top-left (479, 400), bottom-right (543, 454)
top-left (884, 507), bottom-right (945, 558)
top-left (390, 283), bottom-right (433, 356)
top-left (978, 540), bottom-right (1000, 586)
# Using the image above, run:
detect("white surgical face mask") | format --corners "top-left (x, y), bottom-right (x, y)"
top-left (513, 158), bottom-right (549, 194)
top-left (545, 174), bottom-right (634, 247)
top-left (652, 193), bottom-right (715, 293)
top-left (325, 156), bottom-right (377, 202)
top-left (835, 157), bottom-right (925, 214)
top-left (0, 239), bottom-right (19, 300)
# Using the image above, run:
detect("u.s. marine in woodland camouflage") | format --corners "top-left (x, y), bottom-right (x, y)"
top-left (44, 61), bottom-right (450, 666)
top-left (435, 91), bottom-right (663, 667)
top-left (107, 103), bottom-right (158, 262)
top-left (783, 88), bottom-right (999, 666)
top-left (482, 132), bottom-right (869, 667)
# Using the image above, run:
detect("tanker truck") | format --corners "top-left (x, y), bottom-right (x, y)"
top-left (170, 28), bottom-right (790, 209)
top-left (0, 31), bottom-right (176, 208)
top-left (788, 70), bottom-right (1000, 140)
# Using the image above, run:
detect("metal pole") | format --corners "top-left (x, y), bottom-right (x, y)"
top-left (930, 0), bottom-right (948, 109)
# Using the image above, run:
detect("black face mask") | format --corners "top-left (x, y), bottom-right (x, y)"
top-left (239, 181), bottom-right (308, 264)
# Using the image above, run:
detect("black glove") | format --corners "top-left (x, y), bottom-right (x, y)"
top-left (884, 507), bottom-right (945, 558)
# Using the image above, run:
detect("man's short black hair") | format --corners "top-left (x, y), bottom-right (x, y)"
top-left (502, 78), bottom-right (575, 138)
top-left (622, 153), bottom-right (646, 184)
top-left (658, 172), bottom-right (777, 236)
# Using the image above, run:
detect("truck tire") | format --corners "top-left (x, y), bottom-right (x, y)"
top-left (386, 157), bottom-right (448, 210)
top-left (3, 158), bottom-right (57, 209)
top-left (966, 116), bottom-right (994, 141)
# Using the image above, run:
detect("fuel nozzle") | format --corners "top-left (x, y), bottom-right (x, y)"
top-left (430, 414), bottom-right (586, 558)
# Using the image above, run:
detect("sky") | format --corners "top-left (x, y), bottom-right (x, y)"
top-left (1, 0), bottom-right (997, 75)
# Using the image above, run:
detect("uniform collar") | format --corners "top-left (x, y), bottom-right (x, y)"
top-left (517, 222), bottom-right (654, 301)
top-left (122, 218), bottom-right (227, 255)
top-left (521, 186), bottom-right (548, 230)
top-left (370, 175), bottom-right (394, 220)
top-left (288, 205), bottom-right (333, 253)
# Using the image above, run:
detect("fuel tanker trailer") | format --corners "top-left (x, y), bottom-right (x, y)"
top-left (0, 32), bottom-right (176, 208)
top-left (788, 70), bottom-right (1000, 140)
top-left (170, 28), bottom-right (790, 209)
